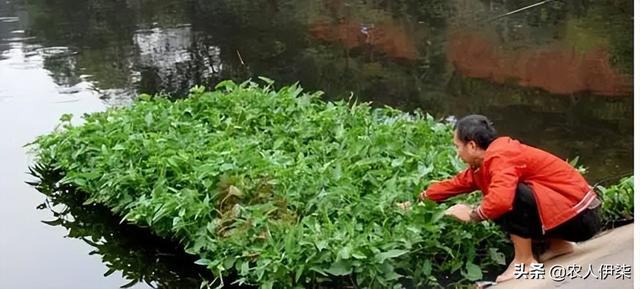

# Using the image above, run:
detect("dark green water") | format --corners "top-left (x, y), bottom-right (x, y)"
top-left (0, 0), bottom-right (632, 288)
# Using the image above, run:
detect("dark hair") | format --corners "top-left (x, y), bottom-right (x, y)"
top-left (453, 115), bottom-right (497, 150)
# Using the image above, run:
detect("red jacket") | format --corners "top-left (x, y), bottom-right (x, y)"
top-left (424, 136), bottom-right (596, 232)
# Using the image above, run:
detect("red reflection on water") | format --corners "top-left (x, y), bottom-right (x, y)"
top-left (309, 18), bottom-right (418, 61)
top-left (447, 32), bottom-right (632, 96)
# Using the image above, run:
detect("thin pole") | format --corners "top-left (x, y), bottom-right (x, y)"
top-left (487, 0), bottom-right (554, 22)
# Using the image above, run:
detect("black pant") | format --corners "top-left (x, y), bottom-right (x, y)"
top-left (494, 183), bottom-right (601, 242)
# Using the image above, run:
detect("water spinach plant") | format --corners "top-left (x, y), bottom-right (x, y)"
top-left (28, 80), bottom-right (632, 289)
top-left (598, 176), bottom-right (634, 228)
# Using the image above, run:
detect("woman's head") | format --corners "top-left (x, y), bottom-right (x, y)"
top-left (453, 115), bottom-right (497, 168)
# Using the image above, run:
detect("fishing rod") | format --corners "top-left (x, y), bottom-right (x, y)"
top-left (484, 0), bottom-right (555, 23)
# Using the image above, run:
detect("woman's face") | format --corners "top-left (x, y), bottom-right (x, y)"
top-left (453, 130), bottom-right (479, 168)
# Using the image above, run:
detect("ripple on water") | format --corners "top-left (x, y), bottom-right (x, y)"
top-left (34, 46), bottom-right (78, 58)
top-left (0, 16), bottom-right (19, 23)
top-left (1, 36), bottom-right (36, 43)
top-left (56, 85), bottom-right (83, 95)
top-left (4, 45), bottom-right (79, 69)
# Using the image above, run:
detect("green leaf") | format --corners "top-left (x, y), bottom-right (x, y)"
top-left (295, 266), bottom-right (305, 282)
top-left (489, 248), bottom-right (506, 265)
top-left (215, 79), bottom-right (237, 91)
top-left (41, 219), bottom-right (64, 226)
top-left (223, 257), bottom-right (235, 270)
top-left (431, 210), bottom-right (446, 223)
top-left (103, 267), bottom-right (116, 277)
top-left (260, 281), bottom-right (274, 289)
top-left (382, 263), bottom-right (402, 281)
top-left (314, 240), bottom-right (328, 252)
top-left (220, 163), bottom-right (234, 171)
top-left (144, 112), bottom-right (153, 127)
top-left (463, 262), bottom-right (482, 281)
top-left (337, 245), bottom-right (351, 260)
top-left (325, 260), bottom-right (352, 276)
top-left (421, 259), bottom-right (432, 276)
top-left (351, 251), bottom-right (367, 259)
top-left (59, 113), bottom-right (73, 122)
top-left (240, 261), bottom-right (250, 275)
top-left (310, 266), bottom-right (328, 276)
top-left (121, 279), bottom-right (139, 288)
top-left (391, 158), bottom-right (404, 167)
top-left (258, 76), bottom-right (275, 86)
top-left (377, 249), bottom-right (409, 262)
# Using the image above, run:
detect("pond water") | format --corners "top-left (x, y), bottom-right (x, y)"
top-left (0, 0), bottom-right (632, 288)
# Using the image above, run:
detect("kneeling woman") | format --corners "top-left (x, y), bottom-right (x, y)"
top-left (419, 115), bottom-right (601, 283)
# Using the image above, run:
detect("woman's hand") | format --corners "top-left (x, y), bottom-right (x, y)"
top-left (445, 203), bottom-right (473, 223)
top-left (418, 190), bottom-right (429, 202)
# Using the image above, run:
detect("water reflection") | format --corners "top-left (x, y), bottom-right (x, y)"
top-left (444, 73), bottom-right (633, 181)
top-left (446, 1), bottom-right (632, 96)
top-left (30, 166), bottom-right (214, 289)
top-left (133, 25), bottom-right (223, 97)
top-left (17, 0), bottom-right (633, 100)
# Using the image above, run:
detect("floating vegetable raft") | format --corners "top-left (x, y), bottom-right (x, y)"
top-left (28, 79), bottom-right (633, 289)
